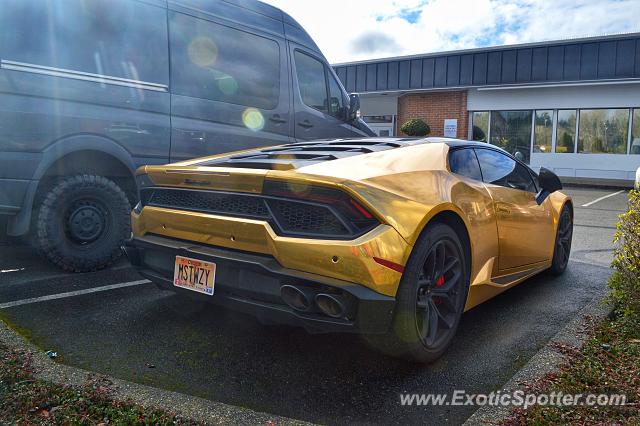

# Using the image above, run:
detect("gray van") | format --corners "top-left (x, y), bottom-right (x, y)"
top-left (0, 0), bottom-right (373, 271)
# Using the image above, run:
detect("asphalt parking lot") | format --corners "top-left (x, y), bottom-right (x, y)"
top-left (0, 186), bottom-right (629, 424)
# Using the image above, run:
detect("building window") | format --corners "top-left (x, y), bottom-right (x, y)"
top-left (363, 115), bottom-right (394, 123)
top-left (471, 112), bottom-right (489, 142)
top-left (578, 109), bottom-right (629, 154)
top-left (534, 110), bottom-right (553, 153)
top-left (556, 110), bottom-right (577, 153)
top-left (490, 111), bottom-right (533, 164)
top-left (631, 109), bottom-right (640, 155)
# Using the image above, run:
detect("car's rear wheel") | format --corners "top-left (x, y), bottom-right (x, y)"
top-left (368, 223), bottom-right (469, 363)
top-left (548, 206), bottom-right (573, 275)
top-left (36, 174), bottom-right (131, 272)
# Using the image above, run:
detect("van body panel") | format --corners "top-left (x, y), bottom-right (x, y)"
top-left (170, 0), bottom-right (285, 36)
top-left (167, 9), bottom-right (292, 161)
top-left (0, 86), bottom-right (171, 162)
top-left (0, 0), bottom-right (374, 247)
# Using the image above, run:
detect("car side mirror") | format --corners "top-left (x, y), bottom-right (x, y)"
top-left (535, 167), bottom-right (563, 205)
top-left (348, 93), bottom-right (361, 122)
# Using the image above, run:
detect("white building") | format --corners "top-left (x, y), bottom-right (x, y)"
top-left (334, 33), bottom-right (640, 185)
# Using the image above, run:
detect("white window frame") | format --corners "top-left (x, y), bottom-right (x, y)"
top-left (627, 108), bottom-right (633, 155)
top-left (551, 109), bottom-right (558, 153)
top-left (574, 110), bottom-right (580, 154)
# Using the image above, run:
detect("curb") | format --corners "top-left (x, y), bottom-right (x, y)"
top-left (0, 321), bottom-right (312, 425)
top-left (463, 292), bottom-right (615, 425)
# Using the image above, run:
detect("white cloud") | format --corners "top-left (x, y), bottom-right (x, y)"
top-left (261, 0), bottom-right (640, 63)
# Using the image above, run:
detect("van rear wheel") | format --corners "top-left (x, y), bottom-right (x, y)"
top-left (36, 175), bottom-right (131, 272)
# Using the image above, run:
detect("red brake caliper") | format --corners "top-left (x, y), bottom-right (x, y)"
top-left (434, 276), bottom-right (445, 305)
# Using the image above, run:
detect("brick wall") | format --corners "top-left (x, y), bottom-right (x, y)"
top-left (397, 91), bottom-right (468, 139)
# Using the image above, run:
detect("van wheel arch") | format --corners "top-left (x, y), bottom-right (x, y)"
top-left (34, 149), bottom-right (137, 207)
top-left (24, 145), bottom-right (138, 271)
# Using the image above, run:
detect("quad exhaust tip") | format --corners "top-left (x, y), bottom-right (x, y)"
top-left (315, 293), bottom-right (346, 318)
top-left (281, 285), bottom-right (348, 318)
top-left (280, 285), bottom-right (311, 312)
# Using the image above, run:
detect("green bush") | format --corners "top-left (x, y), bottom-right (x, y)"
top-left (609, 189), bottom-right (640, 321)
top-left (400, 119), bottom-right (430, 137)
top-left (472, 125), bottom-right (486, 141)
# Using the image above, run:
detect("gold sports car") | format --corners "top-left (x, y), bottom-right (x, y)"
top-left (124, 138), bottom-right (573, 362)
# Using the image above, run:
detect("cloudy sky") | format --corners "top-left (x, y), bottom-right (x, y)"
top-left (262, 0), bottom-right (640, 64)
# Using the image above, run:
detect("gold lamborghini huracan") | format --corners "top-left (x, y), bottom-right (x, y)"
top-left (124, 137), bottom-right (573, 362)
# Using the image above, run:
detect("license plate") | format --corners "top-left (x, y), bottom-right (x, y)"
top-left (173, 256), bottom-right (216, 296)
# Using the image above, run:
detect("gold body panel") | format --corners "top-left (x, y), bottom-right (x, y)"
top-left (133, 142), bottom-right (571, 311)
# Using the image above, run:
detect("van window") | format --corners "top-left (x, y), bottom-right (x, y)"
top-left (170, 12), bottom-right (280, 110)
top-left (328, 74), bottom-right (347, 119)
top-left (0, 0), bottom-right (168, 85)
top-left (294, 51), bottom-right (328, 112)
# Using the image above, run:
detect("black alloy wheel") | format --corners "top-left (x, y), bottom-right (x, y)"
top-left (548, 206), bottom-right (573, 275)
top-left (366, 223), bottom-right (469, 363)
top-left (415, 239), bottom-right (465, 348)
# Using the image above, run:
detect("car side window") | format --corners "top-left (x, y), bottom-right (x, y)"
top-left (294, 51), bottom-right (328, 113)
top-left (474, 149), bottom-right (537, 193)
top-left (449, 149), bottom-right (482, 181)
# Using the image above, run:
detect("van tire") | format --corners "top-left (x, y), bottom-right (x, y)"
top-left (36, 175), bottom-right (131, 272)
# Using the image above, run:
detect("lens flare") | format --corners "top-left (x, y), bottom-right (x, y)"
top-left (188, 37), bottom-right (218, 67)
top-left (217, 75), bottom-right (238, 95)
top-left (242, 108), bottom-right (265, 132)
top-left (286, 181), bottom-right (310, 195)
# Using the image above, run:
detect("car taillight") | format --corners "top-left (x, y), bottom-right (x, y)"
top-left (262, 180), bottom-right (379, 237)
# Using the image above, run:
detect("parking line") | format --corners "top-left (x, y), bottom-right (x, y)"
top-left (0, 279), bottom-right (151, 309)
top-left (581, 190), bottom-right (625, 207)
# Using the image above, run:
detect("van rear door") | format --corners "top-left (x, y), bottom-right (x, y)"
top-left (167, 11), bottom-right (292, 162)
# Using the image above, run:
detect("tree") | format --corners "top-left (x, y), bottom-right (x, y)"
top-left (400, 119), bottom-right (430, 137)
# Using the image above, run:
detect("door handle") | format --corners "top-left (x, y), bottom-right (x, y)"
top-left (298, 120), bottom-right (314, 129)
top-left (269, 114), bottom-right (287, 124)
top-left (496, 204), bottom-right (511, 215)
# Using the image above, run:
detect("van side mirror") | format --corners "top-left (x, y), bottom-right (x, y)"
top-left (535, 167), bottom-right (563, 205)
top-left (348, 93), bottom-right (360, 121)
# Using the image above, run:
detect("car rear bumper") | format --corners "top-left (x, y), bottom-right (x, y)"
top-left (123, 234), bottom-right (396, 334)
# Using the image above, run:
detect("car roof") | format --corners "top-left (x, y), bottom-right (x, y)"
top-left (195, 137), bottom-right (493, 170)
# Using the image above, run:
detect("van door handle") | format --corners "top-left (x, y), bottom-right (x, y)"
top-left (298, 120), bottom-right (314, 129)
top-left (269, 114), bottom-right (287, 124)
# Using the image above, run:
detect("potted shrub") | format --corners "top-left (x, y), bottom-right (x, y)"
top-left (400, 119), bottom-right (430, 137)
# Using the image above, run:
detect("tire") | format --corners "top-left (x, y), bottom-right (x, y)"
top-left (547, 205), bottom-right (573, 276)
top-left (36, 174), bottom-right (131, 272)
top-left (368, 223), bottom-right (470, 363)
